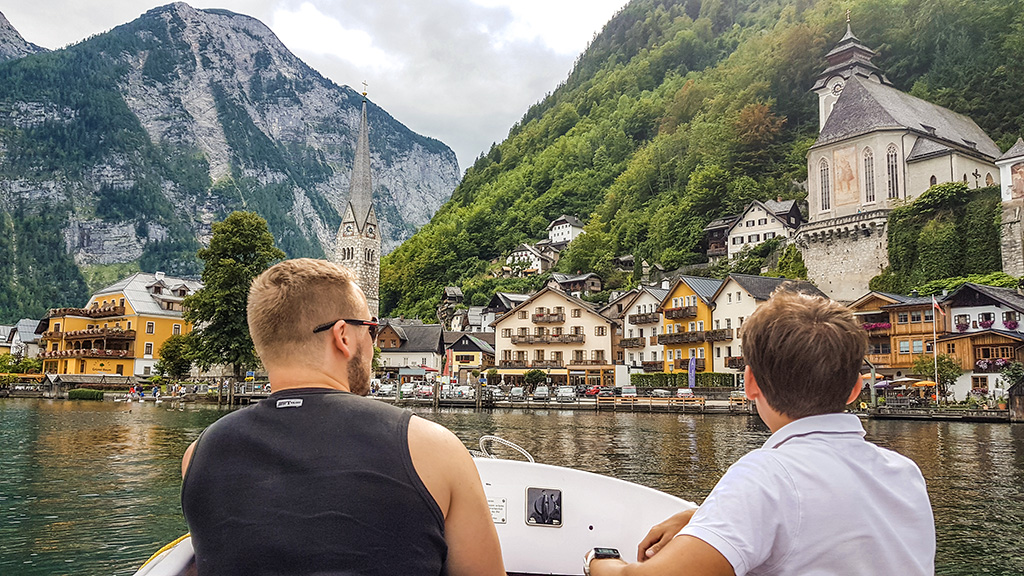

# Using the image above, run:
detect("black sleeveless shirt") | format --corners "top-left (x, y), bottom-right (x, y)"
top-left (181, 388), bottom-right (447, 575)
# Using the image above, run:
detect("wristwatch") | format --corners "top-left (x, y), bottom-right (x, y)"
top-left (583, 547), bottom-right (621, 575)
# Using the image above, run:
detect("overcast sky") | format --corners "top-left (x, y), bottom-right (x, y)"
top-left (3, 0), bottom-right (629, 171)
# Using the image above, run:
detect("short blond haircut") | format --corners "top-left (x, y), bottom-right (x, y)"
top-left (247, 258), bottom-right (364, 366)
top-left (742, 288), bottom-right (867, 418)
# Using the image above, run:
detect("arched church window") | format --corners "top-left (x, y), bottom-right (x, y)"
top-left (930, 175), bottom-right (937, 186)
top-left (863, 148), bottom-right (875, 203)
top-left (986, 173), bottom-right (994, 186)
top-left (819, 159), bottom-right (831, 211)
top-left (886, 145), bottom-right (900, 199)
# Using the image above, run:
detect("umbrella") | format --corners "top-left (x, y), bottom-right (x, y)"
top-left (913, 380), bottom-right (937, 387)
top-left (873, 380), bottom-right (892, 388)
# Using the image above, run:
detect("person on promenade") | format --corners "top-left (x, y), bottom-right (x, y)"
top-left (586, 289), bottom-right (935, 576)
top-left (179, 258), bottom-right (505, 576)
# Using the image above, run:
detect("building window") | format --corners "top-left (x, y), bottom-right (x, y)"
top-left (911, 311), bottom-right (922, 323)
top-left (595, 326), bottom-right (606, 336)
top-left (899, 341), bottom-right (910, 354)
top-left (146, 322), bottom-right (155, 334)
top-left (912, 340), bottom-right (924, 354)
top-left (886, 145), bottom-right (900, 198)
top-left (173, 324), bottom-right (181, 335)
top-left (145, 342), bottom-right (153, 356)
top-left (929, 175), bottom-right (937, 186)
top-left (864, 148), bottom-right (875, 202)
top-left (971, 375), bottom-right (988, 390)
top-left (897, 312), bottom-right (909, 324)
top-left (757, 218), bottom-right (768, 225)
top-left (946, 343), bottom-right (956, 354)
top-left (736, 292), bottom-right (741, 302)
top-left (571, 308), bottom-right (581, 318)
top-left (748, 234), bottom-right (760, 243)
top-left (502, 328), bottom-right (511, 338)
top-left (143, 366), bottom-right (151, 376)
top-left (518, 310), bottom-right (527, 319)
top-left (746, 220), bottom-right (755, 227)
top-left (820, 159), bottom-right (831, 210)
top-left (924, 309), bottom-right (934, 322)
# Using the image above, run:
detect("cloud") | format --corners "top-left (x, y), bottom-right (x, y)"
top-left (2, 0), bottom-right (629, 171)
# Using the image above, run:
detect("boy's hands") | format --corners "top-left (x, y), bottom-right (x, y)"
top-left (637, 508), bottom-right (697, 561)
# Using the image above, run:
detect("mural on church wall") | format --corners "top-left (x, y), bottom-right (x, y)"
top-left (1013, 162), bottom-right (1024, 200)
top-left (833, 146), bottom-right (860, 206)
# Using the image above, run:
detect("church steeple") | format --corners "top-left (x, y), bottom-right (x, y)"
top-left (811, 13), bottom-right (893, 130)
top-left (345, 95), bottom-right (374, 232)
top-left (333, 85), bottom-right (381, 318)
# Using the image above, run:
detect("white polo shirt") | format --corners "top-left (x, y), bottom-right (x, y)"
top-left (678, 413), bottom-right (935, 576)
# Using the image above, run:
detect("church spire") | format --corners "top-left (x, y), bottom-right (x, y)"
top-left (346, 93), bottom-right (374, 232)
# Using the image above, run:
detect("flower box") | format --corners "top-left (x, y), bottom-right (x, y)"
top-left (979, 320), bottom-right (994, 329)
top-left (1004, 320), bottom-right (1019, 330)
top-left (956, 323), bottom-right (969, 332)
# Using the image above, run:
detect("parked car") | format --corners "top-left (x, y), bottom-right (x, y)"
top-left (532, 385), bottom-right (550, 401)
top-left (510, 387), bottom-right (526, 401)
top-left (415, 384), bottom-right (433, 398)
top-left (485, 387), bottom-right (505, 401)
top-left (377, 384), bottom-right (395, 396)
top-left (651, 389), bottom-right (671, 398)
top-left (584, 385), bottom-right (601, 397)
top-left (399, 383), bottom-right (415, 397)
top-left (556, 386), bottom-right (576, 402)
top-left (597, 387), bottom-right (615, 397)
top-left (676, 388), bottom-right (695, 398)
top-left (620, 385), bottom-right (637, 398)
top-left (455, 385), bottom-right (475, 399)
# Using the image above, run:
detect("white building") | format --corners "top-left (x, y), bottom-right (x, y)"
top-left (726, 200), bottom-right (803, 259)
top-left (546, 214), bottom-right (585, 245)
top-left (619, 285), bottom-right (669, 372)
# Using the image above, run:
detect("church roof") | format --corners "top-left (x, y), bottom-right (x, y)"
top-left (343, 98), bottom-right (374, 231)
top-left (906, 137), bottom-right (954, 162)
top-left (814, 75), bottom-right (1001, 160)
top-left (998, 138), bottom-right (1024, 163)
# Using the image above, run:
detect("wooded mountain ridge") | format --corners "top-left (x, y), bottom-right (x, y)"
top-left (381, 0), bottom-right (1024, 319)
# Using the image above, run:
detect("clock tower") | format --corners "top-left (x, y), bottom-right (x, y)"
top-left (811, 12), bottom-right (893, 130)
top-left (332, 90), bottom-right (381, 317)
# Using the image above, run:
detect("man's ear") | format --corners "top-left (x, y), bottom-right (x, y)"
top-left (743, 365), bottom-right (760, 401)
top-left (330, 321), bottom-right (355, 360)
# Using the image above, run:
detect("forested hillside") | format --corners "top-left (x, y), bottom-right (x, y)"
top-left (382, 0), bottom-right (1024, 319)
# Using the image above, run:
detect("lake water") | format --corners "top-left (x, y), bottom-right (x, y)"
top-left (1, 398), bottom-right (1022, 575)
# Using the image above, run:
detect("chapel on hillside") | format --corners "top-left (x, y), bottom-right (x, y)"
top-left (797, 16), bottom-right (1001, 302)
top-left (332, 90), bottom-right (381, 317)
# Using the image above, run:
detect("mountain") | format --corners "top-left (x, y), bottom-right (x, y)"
top-left (381, 0), bottom-right (1024, 319)
top-left (0, 2), bottom-right (459, 322)
top-left (0, 10), bottom-right (46, 61)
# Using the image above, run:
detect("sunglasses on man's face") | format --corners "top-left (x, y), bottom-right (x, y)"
top-left (312, 318), bottom-right (379, 340)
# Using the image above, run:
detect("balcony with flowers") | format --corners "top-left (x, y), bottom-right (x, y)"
top-left (974, 357), bottom-right (1010, 374)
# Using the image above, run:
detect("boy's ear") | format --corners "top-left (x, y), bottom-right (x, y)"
top-left (846, 375), bottom-right (864, 406)
top-left (743, 366), bottom-right (760, 401)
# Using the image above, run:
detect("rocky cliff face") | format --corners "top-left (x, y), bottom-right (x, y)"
top-left (0, 10), bottom-right (46, 62)
top-left (0, 3), bottom-right (459, 320)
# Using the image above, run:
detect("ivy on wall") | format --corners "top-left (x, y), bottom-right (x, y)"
top-left (870, 183), bottom-right (1002, 294)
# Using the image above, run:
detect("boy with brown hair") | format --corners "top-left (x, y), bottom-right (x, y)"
top-left (587, 289), bottom-right (935, 576)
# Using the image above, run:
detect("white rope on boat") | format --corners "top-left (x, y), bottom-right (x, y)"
top-left (478, 435), bottom-right (534, 463)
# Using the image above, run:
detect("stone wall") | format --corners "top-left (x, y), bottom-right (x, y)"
top-left (796, 210), bottom-right (891, 302)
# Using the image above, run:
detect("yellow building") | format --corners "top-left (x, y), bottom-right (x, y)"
top-left (38, 272), bottom-right (202, 377)
top-left (657, 276), bottom-right (724, 373)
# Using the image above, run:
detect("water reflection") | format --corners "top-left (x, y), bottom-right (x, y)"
top-left (1, 399), bottom-right (1022, 575)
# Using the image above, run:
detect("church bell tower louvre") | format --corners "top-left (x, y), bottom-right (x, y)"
top-left (332, 86), bottom-right (381, 318)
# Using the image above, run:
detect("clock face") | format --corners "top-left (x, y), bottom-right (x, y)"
top-left (344, 224), bottom-right (354, 236)
top-left (367, 225), bottom-right (375, 237)
top-left (831, 80), bottom-right (844, 96)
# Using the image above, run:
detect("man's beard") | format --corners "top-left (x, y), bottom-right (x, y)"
top-left (347, 343), bottom-right (371, 396)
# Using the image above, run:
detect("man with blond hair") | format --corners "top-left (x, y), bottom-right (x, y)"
top-left (180, 258), bottom-right (505, 576)
top-left (586, 289), bottom-right (935, 576)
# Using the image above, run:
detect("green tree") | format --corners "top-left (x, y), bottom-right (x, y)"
top-left (772, 244), bottom-right (808, 279)
top-left (155, 334), bottom-right (194, 382)
top-left (524, 369), bottom-right (547, 389)
top-left (998, 361), bottom-right (1024, 398)
top-left (911, 353), bottom-right (963, 402)
top-left (184, 212), bottom-right (285, 384)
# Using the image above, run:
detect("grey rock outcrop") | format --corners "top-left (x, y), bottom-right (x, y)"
top-left (0, 10), bottom-right (46, 62)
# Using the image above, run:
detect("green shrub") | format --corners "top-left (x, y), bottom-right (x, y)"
top-left (68, 388), bottom-right (105, 401)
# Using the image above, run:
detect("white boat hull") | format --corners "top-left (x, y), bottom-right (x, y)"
top-left (133, 458), bottom-right (696, 575)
